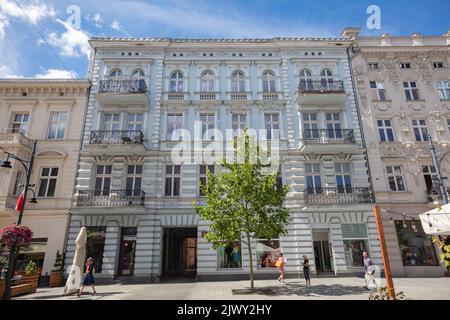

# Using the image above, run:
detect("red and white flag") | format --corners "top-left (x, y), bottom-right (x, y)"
top-left (15, 191), bottom-right (24, 212)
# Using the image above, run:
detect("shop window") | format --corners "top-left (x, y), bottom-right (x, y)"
top-left (86, 226), bottom-right (107, 273)
top-left (395, 220), bottom-right (439, 266)
top-left (217, 242), bottom-right (242, 269)
top-left (342, 224), bottom-right (370, 268)
top-left (15, 238), bottom-right (48, 274)
top-left (256, 239), bottom-right (281, 269)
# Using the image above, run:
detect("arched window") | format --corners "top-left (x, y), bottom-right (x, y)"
top-left (262, 71), bottom-right (276, 92)
top-left (299, 69), bottom-right (313, 90)
top-left (200, 71), bottom-right (215, 92)
top-left (170, 71), bottom-right (184, 92)
top-left (320, 69), bottom-right (334, 88)
top-left (131, 69), bottom-right (145, 79)
top-left (110, 68), bottom-right (122, 78)
top-left (231, 71), bottom-right (245, 92)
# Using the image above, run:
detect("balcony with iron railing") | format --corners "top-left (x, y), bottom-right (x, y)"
top-left (89, 130), bottom-right (144, 145)
top-left (301, 129), bottom-right (357, 153)
top-left (297, 80), bottom-right (347, 105)
top-left (0, 128), bottom-right (34, 149)
top-left (96, 79), bottom-right (149, 104)
top-left (76, 189), bottom-right (145, 207)
top-left (304, 187), bottom-right (373, 205)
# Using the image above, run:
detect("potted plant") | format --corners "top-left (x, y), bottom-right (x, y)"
top-left (0, 255), bottom-right (7, 298)
top-left (49, 251), bottom-right (64, 287)
top-left (21, 260), bottom-right (40, 293)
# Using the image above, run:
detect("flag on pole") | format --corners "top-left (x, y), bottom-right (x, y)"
top-left (15, 191), bottom-right (24, 212)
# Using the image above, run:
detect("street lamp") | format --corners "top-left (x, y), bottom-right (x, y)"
top-left (427, 135), bottom-right (449, 205)
top-left (1, 139), bottom-right (37, 300)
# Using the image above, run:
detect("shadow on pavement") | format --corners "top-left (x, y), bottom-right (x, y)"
top-left (17, 291), bottom-right (125, 300)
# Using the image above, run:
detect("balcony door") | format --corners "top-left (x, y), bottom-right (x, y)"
top-left (103, 113), bottom-right (120, 131)
top-left (94, 165), bottom-right (112, 196)
top-left (325, 113), bottom-right (342, 139)
top-left (335, 163), bottom-right (352, 194)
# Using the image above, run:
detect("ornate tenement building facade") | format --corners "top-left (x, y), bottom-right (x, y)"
top-left (345, 28), bottom-right (450, 277)
top-left (65, 36), bottom-right (381, 282)
top-left (0, 79), bottom-right (89, 276)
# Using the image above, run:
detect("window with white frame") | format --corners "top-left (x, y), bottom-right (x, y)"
top-left (126, 113), bottom-right (144, 131)
top-left (342, 224), bottom-right (370, 268)
top-left (126, 165), bottom-right (142, 196)
top-left (403, 81), bottom-right (420, 101)
top-left (305, 163), bottom-right (321, 193)
top-left (369, 81), bottom-right (387, 101)
top-left (37, 168), bottom-right (59, 197)
top-left (200, 71), bottom-right (215, 92)
top-left (199, 165), bottom-right (214, 196)
top-left (231, 71), bottom-right (245, 92)
top-left (412, 119), bottom-right (429, 142)
top-left (11, 113), bottom-right (29, 133)
top-left (170, 72), bottom-right (184, 92)
top-left (299, 69), bottom-right (313, 90)
top-left (436, 81), bottom-right (450, 100)
top-left (264, 113), bottom-right (280, 140)
top-left (200, 113), bottom-right (215, 140)
top-left (102, 113), bottom-right (120, 131)
top-left (166, 113), bottom-right (183, 141)
top-left (377, 119), bottom-right (394, 142)
top-left (94, 165), bottom-right (112, 196)
top-left (302, 113), bottom-right (319, 139)
top-left (422, 165), bottom-right (437, 195)
top-left (231, 113), bottom-right (247, 135)
top-left (109, 68), bottom-right (122, 78)
top-left (131, 69), bottom-right (145, 79)
top-left (262, 71), bottom-right (276, 92)
top-left (47, 112), bottom-right (68, 139)
top-left (386, 166), bottom-right (406, 192)
top-left (320, 69), bottom-right (334, 88)
top-left (335, 163), bottom-right (352, 193)
top-left (325, 113), bottom-right (342, 139)
top-left (400, 62), bottom-right (411, 69)
top-left (164, 165), bottom-right (181, 197)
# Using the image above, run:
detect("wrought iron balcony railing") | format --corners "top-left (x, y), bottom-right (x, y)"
top-left (298, 80), bottom-right (344, 93)
top-left (76, 189), bottom-right (145, 207)
top-left (303, 129), bottom-right (355, 144)
top-left (89, 130), bottom-right (144, 145)
top-left (99, 79), bottom-right (147, 94)
top-left (304, 187), bottom-right (373, 205)
top-left (0, 128), bottom-right (34, 148)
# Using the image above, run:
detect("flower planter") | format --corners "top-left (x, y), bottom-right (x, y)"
top-left (49, 270), bottom-right (63, 287)
top-left (0, 279), bottom-right (5, 298)
top-left (21, 274), bottom-right (40, 293)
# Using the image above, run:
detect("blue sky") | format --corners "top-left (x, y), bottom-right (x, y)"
top-left (0, 0), bottom-right (449, 79)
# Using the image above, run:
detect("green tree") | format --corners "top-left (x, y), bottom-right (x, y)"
top-left (193, 131), bottom-right (290, 292)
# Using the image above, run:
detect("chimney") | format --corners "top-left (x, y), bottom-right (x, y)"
top-left (341, 27), bottom-right (361, 40)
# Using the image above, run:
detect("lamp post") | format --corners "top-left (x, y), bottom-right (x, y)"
top-left (1, 139), bottom-right (37, 300)
top-left (427, 135), bottom-right (449, 205)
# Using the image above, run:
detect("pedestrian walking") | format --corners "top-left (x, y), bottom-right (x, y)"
top-left (363, 251), bottom-right (375, 289)
top-left (275, 253), bottom-right (286, 283)
top-left (302, 255), bottom-right (311, 287)
top-left (78, 257), bottom-right (97, 297)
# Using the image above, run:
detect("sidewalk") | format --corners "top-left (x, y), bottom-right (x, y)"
top-left (14, 277), bottom-right (450, 300)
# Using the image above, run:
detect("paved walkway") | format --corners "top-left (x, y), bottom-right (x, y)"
top-left (14, 277), bottom-right (450, 300)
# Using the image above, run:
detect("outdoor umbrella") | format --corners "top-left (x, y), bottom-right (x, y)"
top-left (64, 227), bottom-right (87, 295)
top-left (419, 204), bottom-right (450, 235)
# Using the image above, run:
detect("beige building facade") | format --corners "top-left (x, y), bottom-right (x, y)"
top-left (0, 79), bottom-right (89, 277)
top-left (345, 27), bottom-right (450, 276)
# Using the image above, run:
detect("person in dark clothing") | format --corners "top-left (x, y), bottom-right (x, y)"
top-left (78, 257), bottom-right (97, 296)
top-left (302, 255), bottom-right (311, 287)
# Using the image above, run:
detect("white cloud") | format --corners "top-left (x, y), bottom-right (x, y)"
top-left (0, 0), bottom-right (56, 39)
top-left (86, 13), bottom-right (103, 28)
top-left (0, 65), bottom-right (21, 78)
top-left (46, 19), bottom-right (91, 58)
top-left (110, 19), bottom-right (122, 31)
top-left (35, 68), bottom-right (77, 79)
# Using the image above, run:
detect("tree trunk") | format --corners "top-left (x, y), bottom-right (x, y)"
top-left (246, 233), bottom-right (254, 292)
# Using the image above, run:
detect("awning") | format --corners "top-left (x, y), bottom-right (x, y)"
top-left (419, 203), bottom-right (450, 235)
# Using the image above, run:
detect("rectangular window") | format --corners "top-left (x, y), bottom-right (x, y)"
top-left (342, 224), bottom-right (370, 268)
top-left (377, 119), bottom-right (394, 142)
top-left (256, 239), bottom-right (281, 269)
top-left (325, 113), bottom-right (342, 139)
top-left (231, 113), bottom-right (247, 135)
top-left (102, 113), bottom-right (120, 131)
top-left (199, 165), bottom-right (215, 196)
top-left (305, 163), bottom-right (321, 193)
top-left (302, 113), bottom-right (319, 139)
top-left (164, 165), bottom-right (181, 197)
top-left (126, 165), bottom-right (143, 196)
top-left (412, 119), bottom-right (429, 142)
top-left (433, 62), bottom-right (444, 69)
top-left (264, 113), bottom-right (280, 140)
top-left (127, 113), bottom-right (144, 131)
top-left (386, 166), bottom-right (405, 192)
top-left (37, 168), bottom-right (58, 197)
top-left (368, 63), bottom-right (379, 70)
top-left (436, 81), bottom-right (450, 100)
top-left (94, 165), bottom-right (112, 196)
top-left (395, 220), bottom-right (438, 266)
top-left (47, 112), bottom-right (68, 139)
top-left (422, 166), bottom-right (437, 195)
top-left (217, 242), bottom-right (242, 269)
top-left (200, 113), bottom-right (215, 140)
top-left (12, 171), bottom-right (23, 196)
top-left (11, 113), bottom-right (29, 133)
top-left (166, 113), bottom-right (183, 141)
top-left (400, 62), bottom-right (411, 69)
top-left (335, 163), bottom-right (352, 193)
top-left (369, 81), bottom-right (386, 101)
top-left (86, 226), bottom-right (106, 273)
top-left (403, 82), bottom-right (420, 101)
